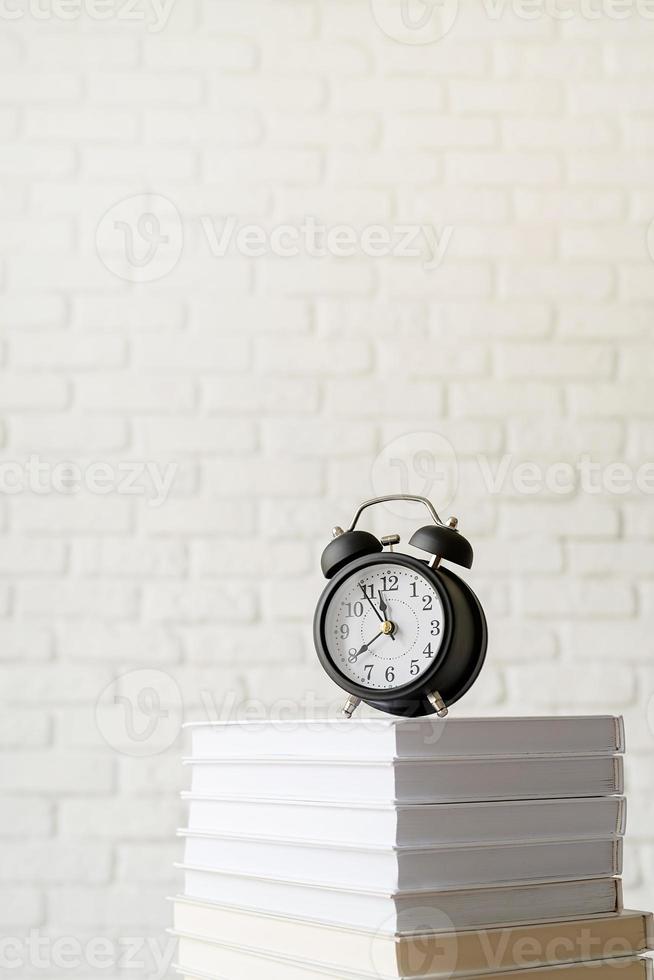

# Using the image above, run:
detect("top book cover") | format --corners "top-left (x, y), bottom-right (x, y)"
top-left (185, 716), bottom-right (625, 761)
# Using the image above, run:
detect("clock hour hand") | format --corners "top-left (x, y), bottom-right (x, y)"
top-left (377, 590), bottom-right (396, 641)
top-left (348, 631), bottom-right (382, 662)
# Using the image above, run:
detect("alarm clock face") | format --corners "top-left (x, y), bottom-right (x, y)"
top-left (322, 560), bottom-right (447, 692)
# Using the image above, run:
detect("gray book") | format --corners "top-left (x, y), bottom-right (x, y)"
top-left (174, 871), bottom-right (623, 934)
top-left (181, 795), bottom-right (626, 847)
top-left (179, 830), bottom-right (621, 892)
top-left (185, 754), bottom-right (624, 805)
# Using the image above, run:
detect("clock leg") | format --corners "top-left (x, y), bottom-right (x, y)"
top-left (427, 690), bottom-right (449, 717)
top-left (342, 695), bottom-right (362, 718)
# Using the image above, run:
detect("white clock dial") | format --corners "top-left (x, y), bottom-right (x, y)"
top-left (323, 562), bottom-right (446, 691)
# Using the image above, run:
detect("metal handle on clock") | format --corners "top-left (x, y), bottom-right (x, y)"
top-left (347, 494), bottom-right (445, 533)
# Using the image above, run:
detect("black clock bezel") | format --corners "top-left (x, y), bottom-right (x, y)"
top-left (313, 552), bottom-right (455, 702)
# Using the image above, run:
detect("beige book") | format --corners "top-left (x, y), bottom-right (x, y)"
top-left (174, 947), bottom-right (653, 980)
top-left (172, 900), bottom-right (651, 979)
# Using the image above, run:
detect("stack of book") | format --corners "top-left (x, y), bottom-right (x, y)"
top-left (171, 716), bottom-right (653, 980)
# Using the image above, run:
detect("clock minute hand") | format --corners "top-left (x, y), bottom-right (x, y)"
top-left (359, 584), bottom-right (383, 623)
top-left (348, 631), bottom-right (382, 662)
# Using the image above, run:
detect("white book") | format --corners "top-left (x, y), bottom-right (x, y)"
top-left (185, 716), bottom-right (624, 761)
top-left (185, 755), bottom-right (623, 804)
top-left (182, 795), bottom-right (626, 848)
top-left (171, 901), bottom-right (653, 979)
top-left (177, 869), bottom-right (622, 933)
top-left (179, 831), bottom-right (621, 892)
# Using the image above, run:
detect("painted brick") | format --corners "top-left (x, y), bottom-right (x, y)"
top-left (450, 381), bottom-right (561, 417)
top-left (203, 459), bottom-right (323, 497)
top-left (446, 152), bottom-right (560, 184)
top-left (59, 799), bottom-right (180, 839)
top-left (143, 584), bottom-right (256, 622)
top-left (11, 497), bottom-right (132, 535)
top-left (17, 583), bottom-right (138, 619)
top-left (255, 337), bottom-right (370, 375)
top-left (506, 665), bottom-right (636, 708)
top-left (0, 623), bottom-right (52, 662)
top-left (0, 754), bottom-right (114, 794)
top-left (518, 577), bottom-right (636, 618)
top-left (88, 73), bottom-right (202, 105)
top-left (496, 343), bottom-right (614, 379)
top-left (0, 799), bottom-right (52, 837)
top-left (75, 374), bottom-right (195, 412)
top-left (139, 418), bottom-right (256, 454)
top-left (262, 419), bottom-right (375, 456)
top-left (449, 81), bottom-right (563, 114)
top-left (500, 501), bottom-right (620, 538)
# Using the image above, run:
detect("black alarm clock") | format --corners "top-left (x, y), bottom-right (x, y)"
top-left (314, 495), bottom-right (487, 719)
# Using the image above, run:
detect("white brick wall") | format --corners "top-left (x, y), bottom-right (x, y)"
top-left (2, 1), bottom-right (654, 975)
